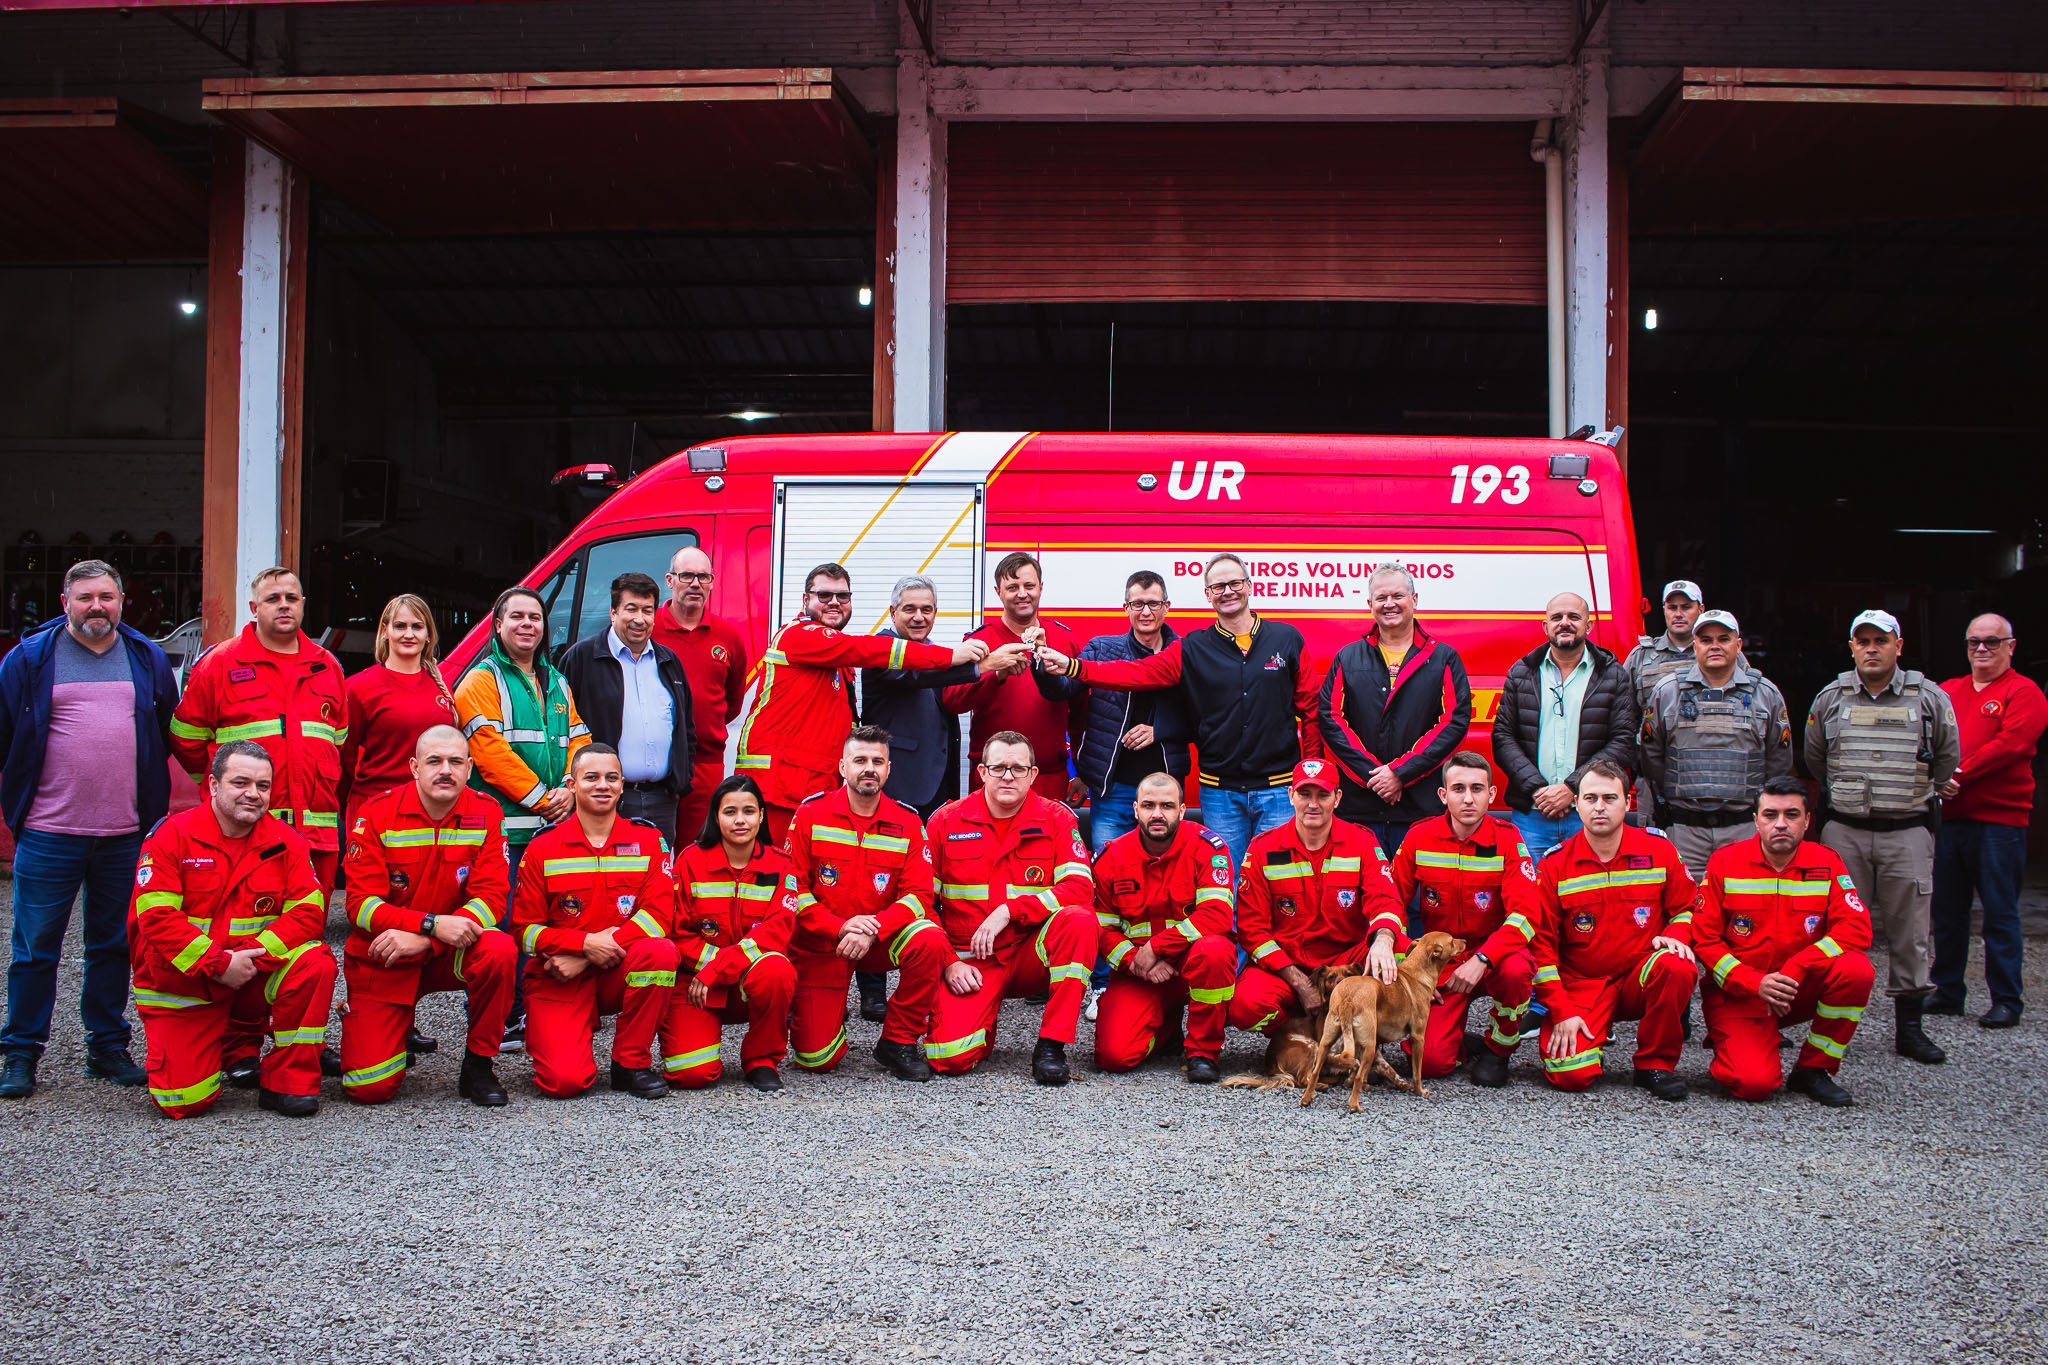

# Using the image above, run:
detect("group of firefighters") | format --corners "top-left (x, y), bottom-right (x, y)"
top-left (116, 551), bottom-right (2002, 1119)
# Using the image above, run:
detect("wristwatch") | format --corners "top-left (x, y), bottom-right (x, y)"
top-left (419, 914), bottom-right (438, 939)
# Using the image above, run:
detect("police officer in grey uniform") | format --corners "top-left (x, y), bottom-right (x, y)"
top-left (1625, 580), bottom-right (1708, 706)
top-left (1805, 608), bottom-right (1961, 1066)
top-left (1639, 610), bottom-right (1793, 878)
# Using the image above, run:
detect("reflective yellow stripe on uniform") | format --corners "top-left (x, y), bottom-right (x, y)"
top-left (1503, 912), bottom-right (1537, 941)
top-left (1815, 936), bottom-right (1843, 958)
top-left (924, 1030), bottom-right (987, 1061)
top-left (1711, 953), bottom-right (1741, 986)
top-left (150, 1072), bottom-right (223, 1109)
top-left (1533, 964), bottom-right (1562, 985)
top-left (1187, 983), bottom-right (1234, 1005)
top-left (1542, 1046), bottom-right (1603, 1073)
top-left (133, 988), bottom-right (208, 1010)
top-left (940, 883), bottom-right (989, 900)
top-left (1252, 939), bottom-right (1283, 962)
top-left (888, 919), bottom-right (940, 965)
top-left (1814, 1001), bottom-right (1864, 1022)
top-left (1413, 851), bottom-right (1505, 872)
top-left (170, 935), bottom-right (214, 974)
top-left (1054, 861), bottom-right (1093, 884)
top-left (1194, 887), bottom-right (1231, 908)
top-left (665, 1043), bottom-right (722, 1072)
top-left (265, 942), bottom-right (326, 1004)
top-left (168, 717), bottom-right (213, 742)
top-left (216, 719), bottom-right (284, 743)
top-left (1106, 939), bottom-right (1134, 969)
top-left (300, 721), bottom-right (344, 745)
top-left (459, 898), bottom-right (496, 926)
top-left (520, 924), bottom-right (544, 953)
top-left (629, 910), bottom-right (665, 938)
top-left (793, 1030), bottom-right (847, 1068)
top-left (354, 896), bottom-right (388, 932)
top-left (1322, 856), bottom-right (1362, 873)
top-left (1805, 1032), bottom-right (1847, 1059)
top-left (272, 1026), bottom-right (326, 1047)
top-left (1262, 861), bottom-right (1311, 879)
top-left (1722, 878), bottom-right (1830, 897)
top-left (343, 1052), bottom-right (408, 1088)
top-left (1557, 869), bottom-right (1669, 895)
top-left (625, 970), bottom-right (677, 989)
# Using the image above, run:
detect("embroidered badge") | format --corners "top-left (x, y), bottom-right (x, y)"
top-left (698, 918), bottom-right (720, 938)
top-left (228, 666), bottom-right (257, 683)
top-left (1473, 891), bottom-right (1492, 910)
top-left (559, 894), bottom-right (583, 916)
top-left (1276, 895), bottom-right (1299, 916)
top-left (1804, 914), bottom-right (1822, 935)
top-left (1730, 914), bottom-right (1754, 937)
top-left (1571, 910), bottom-right (1596, 934)
top-left (1336, 889), bottom-right (1356, 909)
top-left (873, 872), bottom-right (891, 894)
top-left (712, 645), bottom-right (730, 664)
top-left (254, 895), bottom-right (277, 914)
top-left (617, 895), bottom-right (635, 913)
top-left (1631, 905), bottom-right (1651, 928)
top-left (1025, 865), bottom-right (1045, 884)
top-left (819, 865), bottom-right (840, 887)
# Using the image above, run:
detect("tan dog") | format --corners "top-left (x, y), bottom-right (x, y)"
top-left (1220, 964), bottom-right (1363, 1091)
top-left (1299, 932), bottom-right (1465, 1111)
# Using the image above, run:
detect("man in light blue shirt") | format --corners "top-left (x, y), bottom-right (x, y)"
top-left (560, 572), bottom-right (696, 845)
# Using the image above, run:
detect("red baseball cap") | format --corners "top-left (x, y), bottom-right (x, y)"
top-left (1290, 758), bottom-right (1337, 792)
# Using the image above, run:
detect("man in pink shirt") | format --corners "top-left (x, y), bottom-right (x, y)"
top-left (1931, 613), bottom-right (2046, 1030)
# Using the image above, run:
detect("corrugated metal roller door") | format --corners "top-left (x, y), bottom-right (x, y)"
top-left (773, 479), bottom-right (985, 646)
top-left (947, 122), bottom-right (1546, 305)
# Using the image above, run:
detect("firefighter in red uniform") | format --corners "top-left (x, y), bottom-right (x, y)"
top-left (1090, 773), bottom-right (1239, 1083)
top-left (1693, 776), bottom-right (1875, 1107)
top-left (924, 731), bottom-right (1097, 1084)
top-left (733, 562), bottom-right (981, 842)
top-left (1531, 759), bottom-right (1700, 1100)
top-left (661, 774), bottom-right (797, 1092)
top-left (1388, 750), bottom-right (1542, 1086)
top-left (338, 725), bottom-right (516, 1107)
top-left (512, 743), bottom-right (680, 1099)
top-left (128, 741), bottom-right (336, 1118)
top-left (1227, 759), bottom-right (1406, 1037)
top-left (170, 568), bottom-right (348, 890)
top-left (785, 727), bottom-right (952, 1083)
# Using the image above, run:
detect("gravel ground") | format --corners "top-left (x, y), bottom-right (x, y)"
top-left (2, 884), bottom-right (2045, 1365)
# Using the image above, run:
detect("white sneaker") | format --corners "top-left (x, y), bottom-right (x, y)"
top-left (1083, 986), bottom-right (1104, 1023)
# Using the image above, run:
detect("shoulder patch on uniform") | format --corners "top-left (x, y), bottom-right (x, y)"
top-left (797, 790), bottom-right (831, 806)
top-left (1643, 826), bottom-right (1669, 841)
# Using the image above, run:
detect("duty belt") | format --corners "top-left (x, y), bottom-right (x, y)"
top-left (1829, 810), bottom-right (1935, 833)
top-left (621, 779), bottom-right (672, 794)
top-left (1662, 806), bottom-right (1752, 829)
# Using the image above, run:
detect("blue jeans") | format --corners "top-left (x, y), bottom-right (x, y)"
top-left (1931, 819), bottom-right (2027, 1011)
top-left (3, 829), bottom-right (140, 1058)
top-left (1200, 786), bottom-right (1294, 870)
top-left (1511, 810), bottom-right (1582, 862)
top-left (1089, 782), bottom-right (1141, 857)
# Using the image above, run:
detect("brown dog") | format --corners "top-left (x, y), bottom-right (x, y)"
top-left (1220, 964), bottom-right (1363, 1091)
top-left (1299, 932), bottom-right (1466, 1111)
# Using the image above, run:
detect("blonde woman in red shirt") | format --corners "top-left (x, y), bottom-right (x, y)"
top-left (339, 595), bottom-right (462, 834)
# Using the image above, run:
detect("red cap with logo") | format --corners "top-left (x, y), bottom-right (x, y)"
top-left (1290, 758), bottom-right (1337, 792)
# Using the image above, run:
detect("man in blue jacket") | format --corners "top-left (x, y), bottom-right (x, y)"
top-left (0, 560), bottom-right (179, 1098)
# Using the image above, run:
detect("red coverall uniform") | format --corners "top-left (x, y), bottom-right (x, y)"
top-left (734, 618), bottom-right (955, 841)
top-left (650, 604), bottom-right (749, 841)
top-left (784, 787), bottom-right (950, 1069)
top-left (1090, 821), bottom-right (1240, 1070)
top-left (1389, 813), bottom-right (1542, 1076)
top-left (1692, 836), bottom-right (1875, 1100)
top-left (170, 624), bottom-right (349, 889)
top-left (338, 784), bottom-right (515, 1102)
top-left (1228, 817), bottom-right (1404, 1035)
top-left (128, 806), bottom-right (336, 1117)
top-left (512, 815), bottom-right (681, 1096)
top-left (661, 842), bottom-right (797, 1087)
top-left (923, 790), bottom-right (1097, 1073)
top-left (1531, 827), bottom-right (1699, 1090)
top-left (941, 618), bottom-right (1083, 803)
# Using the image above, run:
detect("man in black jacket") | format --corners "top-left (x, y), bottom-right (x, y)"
top-left (1491, 590), bottom-right (1638, 858)
top-left (1318, 563), bottom-right (1472, 856)
top-left (559, 572), bottom-right (696, 844)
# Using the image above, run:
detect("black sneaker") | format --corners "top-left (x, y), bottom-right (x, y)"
top-left (0, 1053), bottom-right (35, 1100)
top-left (856, 973), bottom-right (890, 1024)
top-left (498, 1022), bottom-right (526, 1055)
top-left (85, 1048), bottom-right (146, 1087)
top-left (1924, 996), bottom-right (1966, 1017)
top-left (608, 1060), bottom-right (668, 1099)
top-left (1031, 1037), bottom-right (1071, 1086)
top-left (874, 1038), bottom-right (934, 1083)
top-left (744, 1065), bottom-right (783, 1094)
top-left (257, 1087), bottom-right (319, 1118)
top-left (405, 1026), bottom-right (439, 1056)
top-left (224, 1056), bottom-right (261, 1090)
top-left (457, 1052), bottom-right (508, 1107)
top-left (1184, 1056), bottom-right (1222, 1085)
top-left (318, 1046), bottom-right (343, 1078)
top-left (1468, 1050), bottom-right (1510, 1088)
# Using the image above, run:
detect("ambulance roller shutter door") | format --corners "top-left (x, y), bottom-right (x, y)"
top-left (772, 479), bottom-right (986, 648)
top-left (947, 123), bottom-right (1546, 305)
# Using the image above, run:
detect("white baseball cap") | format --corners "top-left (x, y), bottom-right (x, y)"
top-left (1850, 609), bottom-right (1902, 637)
top-left (1661, 580), bottom-right (1703, 604)
top-left (1696, 610), bottom-right (1740, 633)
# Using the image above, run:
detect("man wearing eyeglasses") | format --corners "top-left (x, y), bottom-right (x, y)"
top-left (1036, 554), bottom-right (1324, 869)
top-left (652, 546), bottom-right (750, 843)
top-left (1930, 614), bottom-right (2043, 1031)
top-left (733, 563), bottom-right (985, 844)
top-left (1491, 592), bottom-right (1638, 861)
top-left (1805, 609), bottom-right (1960, 1064)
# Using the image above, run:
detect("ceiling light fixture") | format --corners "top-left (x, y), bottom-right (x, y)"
top-left (857, 285), bottom-right (873, 306)
top-left (729, 410), bottom-right (776, 422)
top-left (178, 300), bottom-right (198, 315)
top-left (1895, 528), bottom-right (1996, 535)
top-left (1642, 308), bottom-right (1658, 331)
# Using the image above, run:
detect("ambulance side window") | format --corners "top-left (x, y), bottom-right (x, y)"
top-left (572, 531), bottom-right (701, 644)
top-left (533, 557), bottom-right (581, 661)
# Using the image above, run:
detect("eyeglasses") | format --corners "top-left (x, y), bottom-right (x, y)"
top-left (1205, 578), bottom-right (1250, 596)
top-left (809, 590), bottom-right (852, 603)
top-left (1965, 637), bottom-right (2013, 650)
top-left (669, 571), bottom-right (712, 584)
top-left (1124, 599), bottom-right (1168, 613)
top-left (981, 763), bottom-right (1034, 779)
top-left (1548, 682), bottom-right (1568, 717)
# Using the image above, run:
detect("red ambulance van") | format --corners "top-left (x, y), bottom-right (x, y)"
top-left (446, 429), bottom-right (1641, 773)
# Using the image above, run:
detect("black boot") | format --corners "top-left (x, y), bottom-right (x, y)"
top-left (608, 1060), bottom-right (669, 1099)
top-left (1924, 995), bottom-right (1966, 1017)
top-left (318, 1045), bottom-right (343, 1078)
top-left (1894, 997), bottom-right (1947, 1065)
top-left (1184, 1056), bottom-right (1221, 1084)
top-left (875, 1038), bottom-right (934, 1083)
top-left (744, 1065), bottom-right (783, 1094)
top-left (406, 1026), bottom-right (439, 1057)
top-left (1786, 1066), bottom-right (1853, 1108)
top-left (258, 1087), bottom-right (319, 1117)
top-left (85, 1047), bottom-right (146, 1087)
top-left (0, 1053), bottom-right (36, 1099)
top-left (1468, 1050), bottom-right (1510, 1088)
top-left (1032, 1037), bottom-right (1070, 1086)
top-left (1632, 1067), bottom-right (1687, 1102)
top-left (457, 1052), bottom-right (508, 1107)
top-left (224, 1056), bottom-right (261, 1090)
top-left (1680, 1002), bottom-right (1695, 1043)
top-left (856, 972), bottom-right (890, 1024)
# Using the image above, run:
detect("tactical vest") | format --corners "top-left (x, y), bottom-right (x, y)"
top-left (464, 640), bottom-right (578, 844)
top-left (1665, 678), bottom-right (1770, 809)
top-left (1821, 671), bottom-right (1933, 817)
top-left (1631, 637), bottom-right (1693, 706)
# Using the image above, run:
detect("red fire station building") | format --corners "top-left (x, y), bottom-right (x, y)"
top-left (1, 0), bottom-right (2043, 721)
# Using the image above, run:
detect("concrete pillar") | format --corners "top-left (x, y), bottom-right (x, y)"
top-left (891, 50), bottom-right (946, 432)
top-left (201, 135), bottom-right (306, 642)
top-left (1563, 47), bottom-right (1609, 437)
